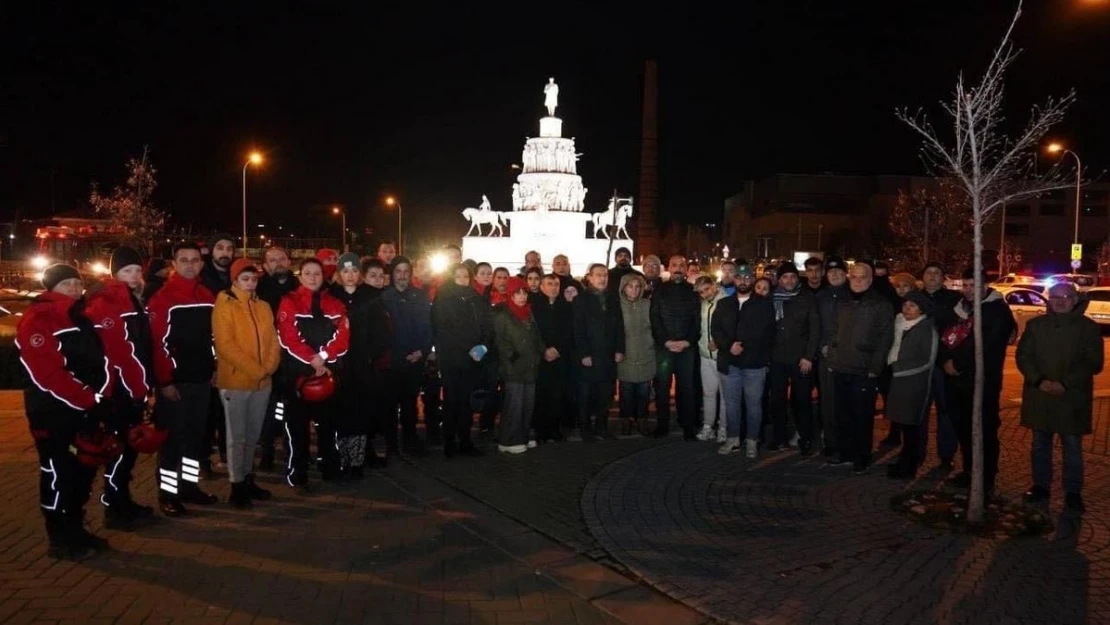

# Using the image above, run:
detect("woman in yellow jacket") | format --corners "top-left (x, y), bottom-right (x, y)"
top-left (212, 259), bottom-right (281, 507)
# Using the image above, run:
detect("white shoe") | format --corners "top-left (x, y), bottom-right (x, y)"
top-left (696, 425), bottom-right (713, 441)
top-left (526, 440), bottom-right (537, 449)
top-left (788, 433), bottom-right (800, 448)
top-left (716, 428), bottom-right (727, 443)
top-left (745, 439), bottom-right (758, 459)
top-left (498, 444), bottom-right (528, 454)
top-left (718, 437), bottom-right (741, 455)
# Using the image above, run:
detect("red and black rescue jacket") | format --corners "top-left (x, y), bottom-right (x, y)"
top-left (84, 280), bottom-right (152, 400)
top-left (147, 273), bottom-right (216, 386)
top-left (277, 285), bottom-right (350, 379)
top-left (17, 291), bottom-right (111, 420)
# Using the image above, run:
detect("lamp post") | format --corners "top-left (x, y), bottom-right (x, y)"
top-left (1047, 143), bottom-right (1082, 246)
top-left (242, 152), bottom-right (263, 257)
top-left (385, 196), bottom-right (403, 255)
top-left (332, 206), bottom-right (348, 252)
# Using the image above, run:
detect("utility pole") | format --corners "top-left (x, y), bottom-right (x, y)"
top-left (923, 199), bottom-right (930, 263)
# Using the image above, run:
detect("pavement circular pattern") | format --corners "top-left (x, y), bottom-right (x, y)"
top-left (583, 432), bottom-right (1110, 625)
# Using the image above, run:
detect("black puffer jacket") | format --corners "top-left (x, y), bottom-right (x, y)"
top-left (711, 293), bottom-right (776, 372)
top-left (330, 283), bottom-right (389, 371)
top-left (827, 289), bottom-right (895, 377)
top-left (431, 281), bottom-right (492, 373)
top-left (573, 288), bottom-right (624, 382)
top-left (939, 290), bottom-right (1016, 391)
top-left (817, 284), bottom-right (849, 350)
top-left (771, 288), bottom-right (821, 364)
top-left (649, 279), bottom-right (700, 348)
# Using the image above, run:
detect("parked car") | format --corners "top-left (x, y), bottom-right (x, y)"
top-left (994, 286), bottom-right (1047, 339)
top-left (993, 273), bottom-right (1046, 292)
top-left (1084, 287), bottom-right (1110, 326)
top-left (1043, 273), bottom-right (1096, 293)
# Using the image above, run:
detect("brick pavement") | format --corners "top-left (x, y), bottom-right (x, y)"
top-left (0, 398), bottom-right (701, 625)
top-left (582, 408), bottom-right (1110, 625)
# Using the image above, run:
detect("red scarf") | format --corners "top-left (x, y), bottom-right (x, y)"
top-left (506, 277), bottom-right (530, 322)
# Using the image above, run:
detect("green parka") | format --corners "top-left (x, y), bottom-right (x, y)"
top-left (492, 306), bottom-right (545, 384)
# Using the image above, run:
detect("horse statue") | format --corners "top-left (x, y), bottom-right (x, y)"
top-left (462, 206), bottom-right (506, 236)
top-left (592, 200), bottom-right (633, 239)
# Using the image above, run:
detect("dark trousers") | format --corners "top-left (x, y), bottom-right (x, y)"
top-left (102, 395), bottom-right (143, 507)
top-left (561, 365), bottom-right (579, 430)
top-left (769, 361), bottom-right (815, 446)
top-left (205, 387), bottom-right (227, 463)
top-left (282, 391), bottom-right (338, 485)
top-left (422, 367), bottom-right (442, 440)
top-left (921, 367), bottom-right (960, 462)
top-left (259, 372), bottom-right (289, 460)
top-left (949, 381), bottom-right (1001, 491)
top-left (897, 424), bottom-right (922, 473)
top-left (535, 361), bottom-right (568, 439)
top-left (654, 349), bottom-right (697, 436)
top-left (619, 380), bottom-right (651, 423)
top-left (833, 373), bottom-right (878, 466)
top-left (154, 382), bottom-right (211, 500)
top-left (31, 415), bottom-right (95, 538)
top-left (441, 368), bottom-right (477, 446)
top-left (578, 379), bottom-right (613, 434)
top-left (386, 364), bottom-right (424, 447)
top-left (478, 362), bottom-right (502, 431)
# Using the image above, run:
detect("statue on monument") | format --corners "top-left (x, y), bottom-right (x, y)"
top-left (479, 194), bottom-right (492, 211)
top-left (544, 78), bottom-right (559, 117)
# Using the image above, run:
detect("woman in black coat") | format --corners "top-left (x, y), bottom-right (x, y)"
top-left (532, 273), bottom-right (575, 442)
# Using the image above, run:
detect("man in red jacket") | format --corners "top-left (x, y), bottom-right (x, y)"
top-left (18, 264), bottom-right (113, 560)
top-left (147, 242), bottom-right (217, 516)
top-left (84, 246), bottom-right (155, 528)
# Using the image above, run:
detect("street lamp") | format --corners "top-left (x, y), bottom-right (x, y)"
top-left (1047, 142), bottom-right (1082, 246)
top-left (332, 206), bottom-right (348, 253)
top-left (242, 151), bottom-right (264, 256)
top-left (384, 196), bottom-right (403, 255)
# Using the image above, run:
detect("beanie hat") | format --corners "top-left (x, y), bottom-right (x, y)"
top-left (507, 276), bottom-right (529, 294)
top-left (207, 233), bottom-right (235, 252)
top-left (824, 255), bottom-right (847, 272)
top-left (110, 246), bottom-right (143, 275)
top-left (42, 264), bottom-right (82, 291)
top-left (336, 252), bottom-right (361, 272)
top-left (903, 289), bottom-right (936, 317)
top-left (615, 247), bottom-right (632, 257)
top-left (777, 261), bottom-right (799, 277)
top-left (230, 258), bottom-right (260, 282)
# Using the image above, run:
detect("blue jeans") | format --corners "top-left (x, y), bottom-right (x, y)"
top-left (1032, 430), bottom-right (1084, 494)
top-left (919, 366), bottom-right (959, 461)
top-left (619, 380), bottom-right (651, 422)
top-left (721, 366), bottom-right (767, 439)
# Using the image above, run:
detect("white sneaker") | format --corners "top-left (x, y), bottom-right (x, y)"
top-left (788, 433), bottom-right (800, 448)
top-left (716, 428), bottom-right (727, 443)
top-left (527, 440), bottom-right (538, 449)
top-left (498, 444), bottom-right (528, 454)
top-left (696, 425), bottom-right (713, 441)
top-left (718, 437), bottom-right (741, 455)
top-left (745, 439), bottom-right (758, 459)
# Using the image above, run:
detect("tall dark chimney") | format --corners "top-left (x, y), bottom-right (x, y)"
top-left (636, 60), bottom-right (660, 259)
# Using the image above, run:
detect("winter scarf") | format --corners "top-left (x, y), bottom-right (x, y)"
top-left (772, 284), bottom-right (801, 321)
top-left (506, 277), bottom-right (531, 322)
top-left (888, 313), bottom-right (928, 365)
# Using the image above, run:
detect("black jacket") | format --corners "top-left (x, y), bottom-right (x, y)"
top-left (573, 288), bottom-right (624, 382)
top-left (556, 274), bottom-right (584, 299)
top-left (431, 282), bottom-right (493, 373)
top-left (711, 293), bottom-right (776, 373)
top-left (923, 286), bottom-right (962, 333)
top-left (200, 261), bottom-right (231, 298)
top-left (771, 288), bottom-right (821, 364)
top-left (330, 284), bottom-right (389, 372)
top-left (828, 289), bottom-right (895, 377)
top-left (532, 294), bottom-right (574, 373)
top-left (650, 279), bottom-right (700, 348)
top-left (939, 290), bottom-right (1016, 390)
top-left (607, 265), bottom-right (642, 296)
top-left (817, 284), bottom-right (849, 349)
top-left (147, 274), bottom-right (215, 386)
top-left (258, 273), bottom-right (298, 319)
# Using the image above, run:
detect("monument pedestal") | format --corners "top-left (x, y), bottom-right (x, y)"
top-left (462, 211), bottom-right (632, 277)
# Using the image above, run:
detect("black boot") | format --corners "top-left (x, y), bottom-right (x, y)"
top-left (45, 516), bottom-right (95, 561)
top-left (102, 500), bottom-right (137, 531)
top-left (159, 498), bottom-right (187, 517)
top-left (244, 474), bottom-right (272, 500)
top-left (259, 450), bottom-right (275, 473)
top-left (179, 484), bottom-right (218, 505)
top-left (70, 513), bottom-right (110, 552)
top-left (228, 482), bottom-right (253, 509)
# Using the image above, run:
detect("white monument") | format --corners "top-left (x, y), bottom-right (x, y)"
top-left (461, 78), bottom-right (633, 276)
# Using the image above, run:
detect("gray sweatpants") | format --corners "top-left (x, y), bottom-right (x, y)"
top-left (499, 382), bottom-right (535, 447)
top-left (219, 387), bottom-right (272, 483)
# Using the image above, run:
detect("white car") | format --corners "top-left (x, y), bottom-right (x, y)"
top-left (993, 273), bottom-right (1046, 293)
top-left (1084, 288), bottom-right (1110, 326)
top-left (995, 287), bottom-right (1047, 339)
top-left (1043, 273), bottom-right (1096, 293)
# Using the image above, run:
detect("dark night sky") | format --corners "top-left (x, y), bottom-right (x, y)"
top-left (3, 2), bottom-right (1109, 247)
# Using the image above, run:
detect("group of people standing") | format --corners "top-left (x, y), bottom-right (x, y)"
top-left (17, 233), bottom-right (1103, 561)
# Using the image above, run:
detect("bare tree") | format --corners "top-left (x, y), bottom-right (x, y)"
top-left (897, 0), bottom-right (1076, 523)
top-left (884, 180), bottom-right (972, 274)
top-left (91, 146), bottom-right (166, 256)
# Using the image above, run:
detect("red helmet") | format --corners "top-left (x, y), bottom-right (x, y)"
top-left (73, 431), bottom-right (123, 467)
top-left (298, 373), bottom-right (337, 402)
top-left (127, 422), bottom-right (169, 454)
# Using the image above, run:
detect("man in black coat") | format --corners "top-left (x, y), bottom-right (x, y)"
top-left (255, 246), bottom-right (299, 471)
top-left (826, 263), bottom-right (895, 473)
top-left (649, 255), bottom-right (700, 439)
top-left (574, 264), bottom-right (624, 440)
top-left (431, 264), bottom-right (492, 457)
top-left (920, 261), bottom-right (962, 470)
top-left (939, 268), bottom-right (1016, 496)
top-left (816, 256), bottom-right (850, 458)
top-left (711, 262), bottom-right (776, 458)
top-left (533, 274), bottom-right (575, 442)
top-left (768, 262), bottom-right (821, 454)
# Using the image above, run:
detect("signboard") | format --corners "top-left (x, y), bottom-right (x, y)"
top-left (793, 251), bottom-right (824, 267)
top-left (1071, 244), bottom-right (1083, 261)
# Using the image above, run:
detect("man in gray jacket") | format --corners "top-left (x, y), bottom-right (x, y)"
top-left (826, 262), bottom-right (894, 473)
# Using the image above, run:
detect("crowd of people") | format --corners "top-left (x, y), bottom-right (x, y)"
top-left (17, 233), bottom-right (1104, 561)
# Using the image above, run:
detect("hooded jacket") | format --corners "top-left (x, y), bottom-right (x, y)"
top-left (276, 285), bottom-right (350, 379)
top-left (618, 274), bottom-right (656, 383)
top-left (213, 284), bottom-right (281, 391)
top-left (17, 292), bottom-right (112, 422)
top-left (84, 280), bottom-right (152, 400)
top-left (147, 273), bottom-right (216, 386)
